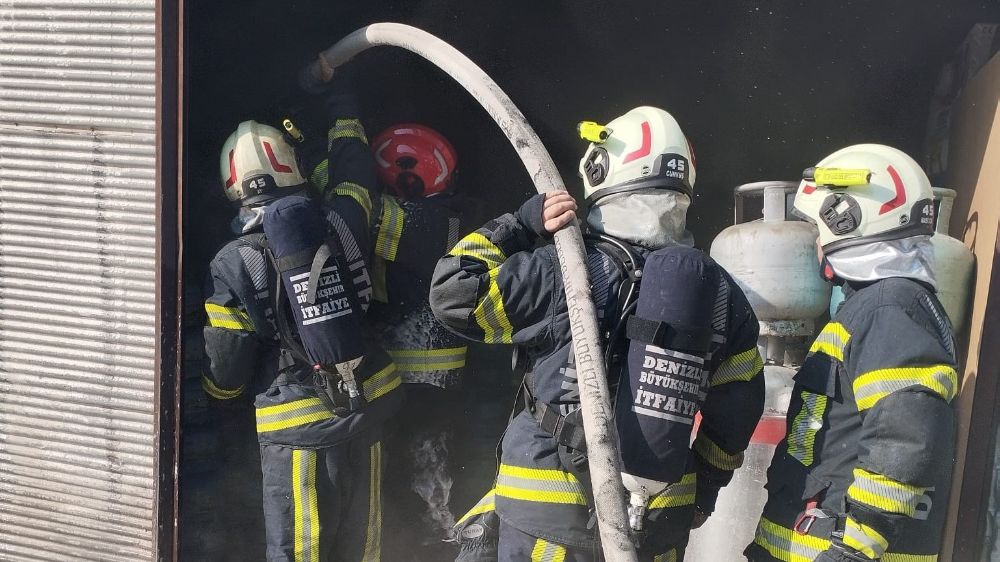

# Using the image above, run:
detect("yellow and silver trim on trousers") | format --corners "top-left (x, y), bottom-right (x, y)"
top-left (205, 302), bottom-right (254, 331)
top-left (530, 537), bottom-right (567, 562)
top-left (388, 346), bottom-right (468, 373)
top-left (362, 440), bottom-right (383, 562)
top-left (495, 464), bottom-right (588, 506)
top-left (292, 449), bottom-right (320, 562)
top-left (753, 516), bottom-right (938, 562)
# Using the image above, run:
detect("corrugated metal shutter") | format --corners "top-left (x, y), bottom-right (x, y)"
top-left (0, 1), bottom-right (160, 561)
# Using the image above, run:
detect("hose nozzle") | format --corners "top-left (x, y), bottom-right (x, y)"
top-left (627, 492), bottom-right (648, 532)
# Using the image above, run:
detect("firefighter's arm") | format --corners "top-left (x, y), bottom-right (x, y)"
top-left (318, 83), bottom-right (382, 235)
top-left (201, 262), bottom-right (259, 401)
top-left (830, 305), bottom-right (958, 560)
top-left (429, 193), bottom-right (568, 345)
top-left (692, 309), bottom-right (765, 516)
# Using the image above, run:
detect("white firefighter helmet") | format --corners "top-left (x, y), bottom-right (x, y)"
top-left (793, 144), bottom-right (935, 252)
top-left (578, 106), bottom-right (695, 203)
top-left (219, 120), bottom-right (306, 205)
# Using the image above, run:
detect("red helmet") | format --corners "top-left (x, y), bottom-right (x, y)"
top-left (372, 124), bottom-right (458, 198)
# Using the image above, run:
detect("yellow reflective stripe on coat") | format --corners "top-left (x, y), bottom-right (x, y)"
top-left (753, 515), bottom-right (830, 562)
top-left (256, 398), bottom-right (335, 433)
top-left (388, 346), bottom-right (468, 372)
top-left (205, 302), bottom-right (254, 331)
top-left (853, 365), bottom-right (958, 411)
top-left (456, 488), bottom-right (496, 526)
top-left (375, 195), bottom-right (405, 261)
top-left (201, 375), bottom-right (244, 400)
top-left (362, 440), bottom-right (382, 562)
top-left (711, 346), bottom-right (763, 387)
top-left (531, 538), bottom-right (567, 562)
top-left (331, 181), bottom-right (373, 224)
top-left (309, 159), bottom-right (329, 189)
top-left (653, 549), bottom-right (678, 562)
top-left (847, 467), bottom-right (929, 517)
top-left (495, 464), bottom-right (588, 506)
top-left (473, 267), bottom-right (514, 344)
top-left (787, 391), bottom-right (827, 467)
top-left (292, 449), bottom-right (320, 562)
top-left (693, 433), bottom-right (744, 471)
top-left (843, 516), bottom-right (888, 560)
top-left (362, 363), bottom-right (402, 401)
top-left (753, 516), bottom-right (937, 562)
top-left (328, 118), bottom-right (368, 145)
top-left (449, 232), bottom-right (506, 270)
top-left (648, 472), bottom-right (696, 509)
top-left (809, 322), bottom-right (851, 361)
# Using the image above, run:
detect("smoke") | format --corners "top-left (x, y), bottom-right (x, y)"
top-left (410, 431), bottom-right (457, 541)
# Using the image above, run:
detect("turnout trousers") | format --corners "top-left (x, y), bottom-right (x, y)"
top-left (496, 520), bottom-right (685, 562)
top-left (260, 429), bottom-right (385, 562)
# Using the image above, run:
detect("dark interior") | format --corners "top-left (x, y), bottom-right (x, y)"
top-left (179, 1), bottom-right (998, 559)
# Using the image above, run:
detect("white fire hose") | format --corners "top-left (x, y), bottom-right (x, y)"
top-left (305, 23), bottom-right (637, 562)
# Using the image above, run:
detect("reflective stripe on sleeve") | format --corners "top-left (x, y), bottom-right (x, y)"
top-left (753, 516), bottom-right (830, 562)
top-left (256, 398), bottom-right (335, 433)
top-left (843, 516), bottom-right (888, 560)
top-left (809, 322), bottom-right (851, 361)
top-left (362, 363), bottom-right (402, 402)
top-left (456, 488), bottom-right (496, 526)
top-left (847, 468), bottom-right (930, 517)
top-left (648, 472), bottom-right (696, 509)
top-left (331, 181), bottom-right (373, 224)
top-left (327, 118), bottom-right (368, 145)
top-left (388, 346), bottom-right (468, 373)
top-left (495, 464), bottom-right (588, 506)
top-left (853, 365), bottom-right (958, 411)
top-left (787, 391), bottom-right (828, 467)
top-left (292, 449), bottom-right (320, 562)
top-left (530, 538), bottom-right (567, 562)
top-left (449, 232), bottom-right (506, 270)
top-left (473, 267), bottom-right (514, 344)
top-left (693, 433), bottom-right (744, 471)
top-left (710, 346), bottom-right (763, 387)
top-left (201, 375), bottom-right (244, 400)
top-left (205, 303), bottom-right (255, 331)
top-left (374, 195), bottom-right (405, 261)
top-left (309, 159), bottom-right (329, 189)
top-left (653, 550), bottom-right (678, 562)
top-left (362, 440), bottom-right (382, 562)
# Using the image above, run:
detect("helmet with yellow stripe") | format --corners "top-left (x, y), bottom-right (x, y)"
top-left (793, 144), bottom-right (935, 252)
top-left (220, 120), bottom-right (307, 206)
top-left (578, 106), bottom-right (696, 204)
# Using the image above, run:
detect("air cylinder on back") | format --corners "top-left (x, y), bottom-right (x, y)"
top-left (616, 246), bottom-right (718, 529)
top-left (263, 195), bottom-right (366, 367)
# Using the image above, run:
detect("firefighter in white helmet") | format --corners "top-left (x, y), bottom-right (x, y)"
top-left (203, 82), bottom-right (402, 561)
top-left (430, 106), bottom-right (764, 561)
top-left (746, 144), bottom-right (958, 562)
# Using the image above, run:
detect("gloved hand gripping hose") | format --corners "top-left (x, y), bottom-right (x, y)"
top-left (305, 23), bottom-right (638, 562)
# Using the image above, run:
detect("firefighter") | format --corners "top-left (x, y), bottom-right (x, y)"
top-left (202, 83), bottom-right (403, 561)
top-left (367, 124), bottom-right (474, 559)
top-left (430, 106), bottom-right (765, 561)
top-left (745, 144), bottom-right (958, 562)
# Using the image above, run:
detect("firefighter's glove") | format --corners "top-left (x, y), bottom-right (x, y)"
top-left (515, 191), bottom-right (577, 239)
top-left (814, 541), bottom-right (875, 562)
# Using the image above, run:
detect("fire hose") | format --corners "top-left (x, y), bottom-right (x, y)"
top-left (304, 23), bottom-right (637, 561)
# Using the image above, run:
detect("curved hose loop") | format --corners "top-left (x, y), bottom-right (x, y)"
top-left (308, 23), bottom-right (638, 561)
